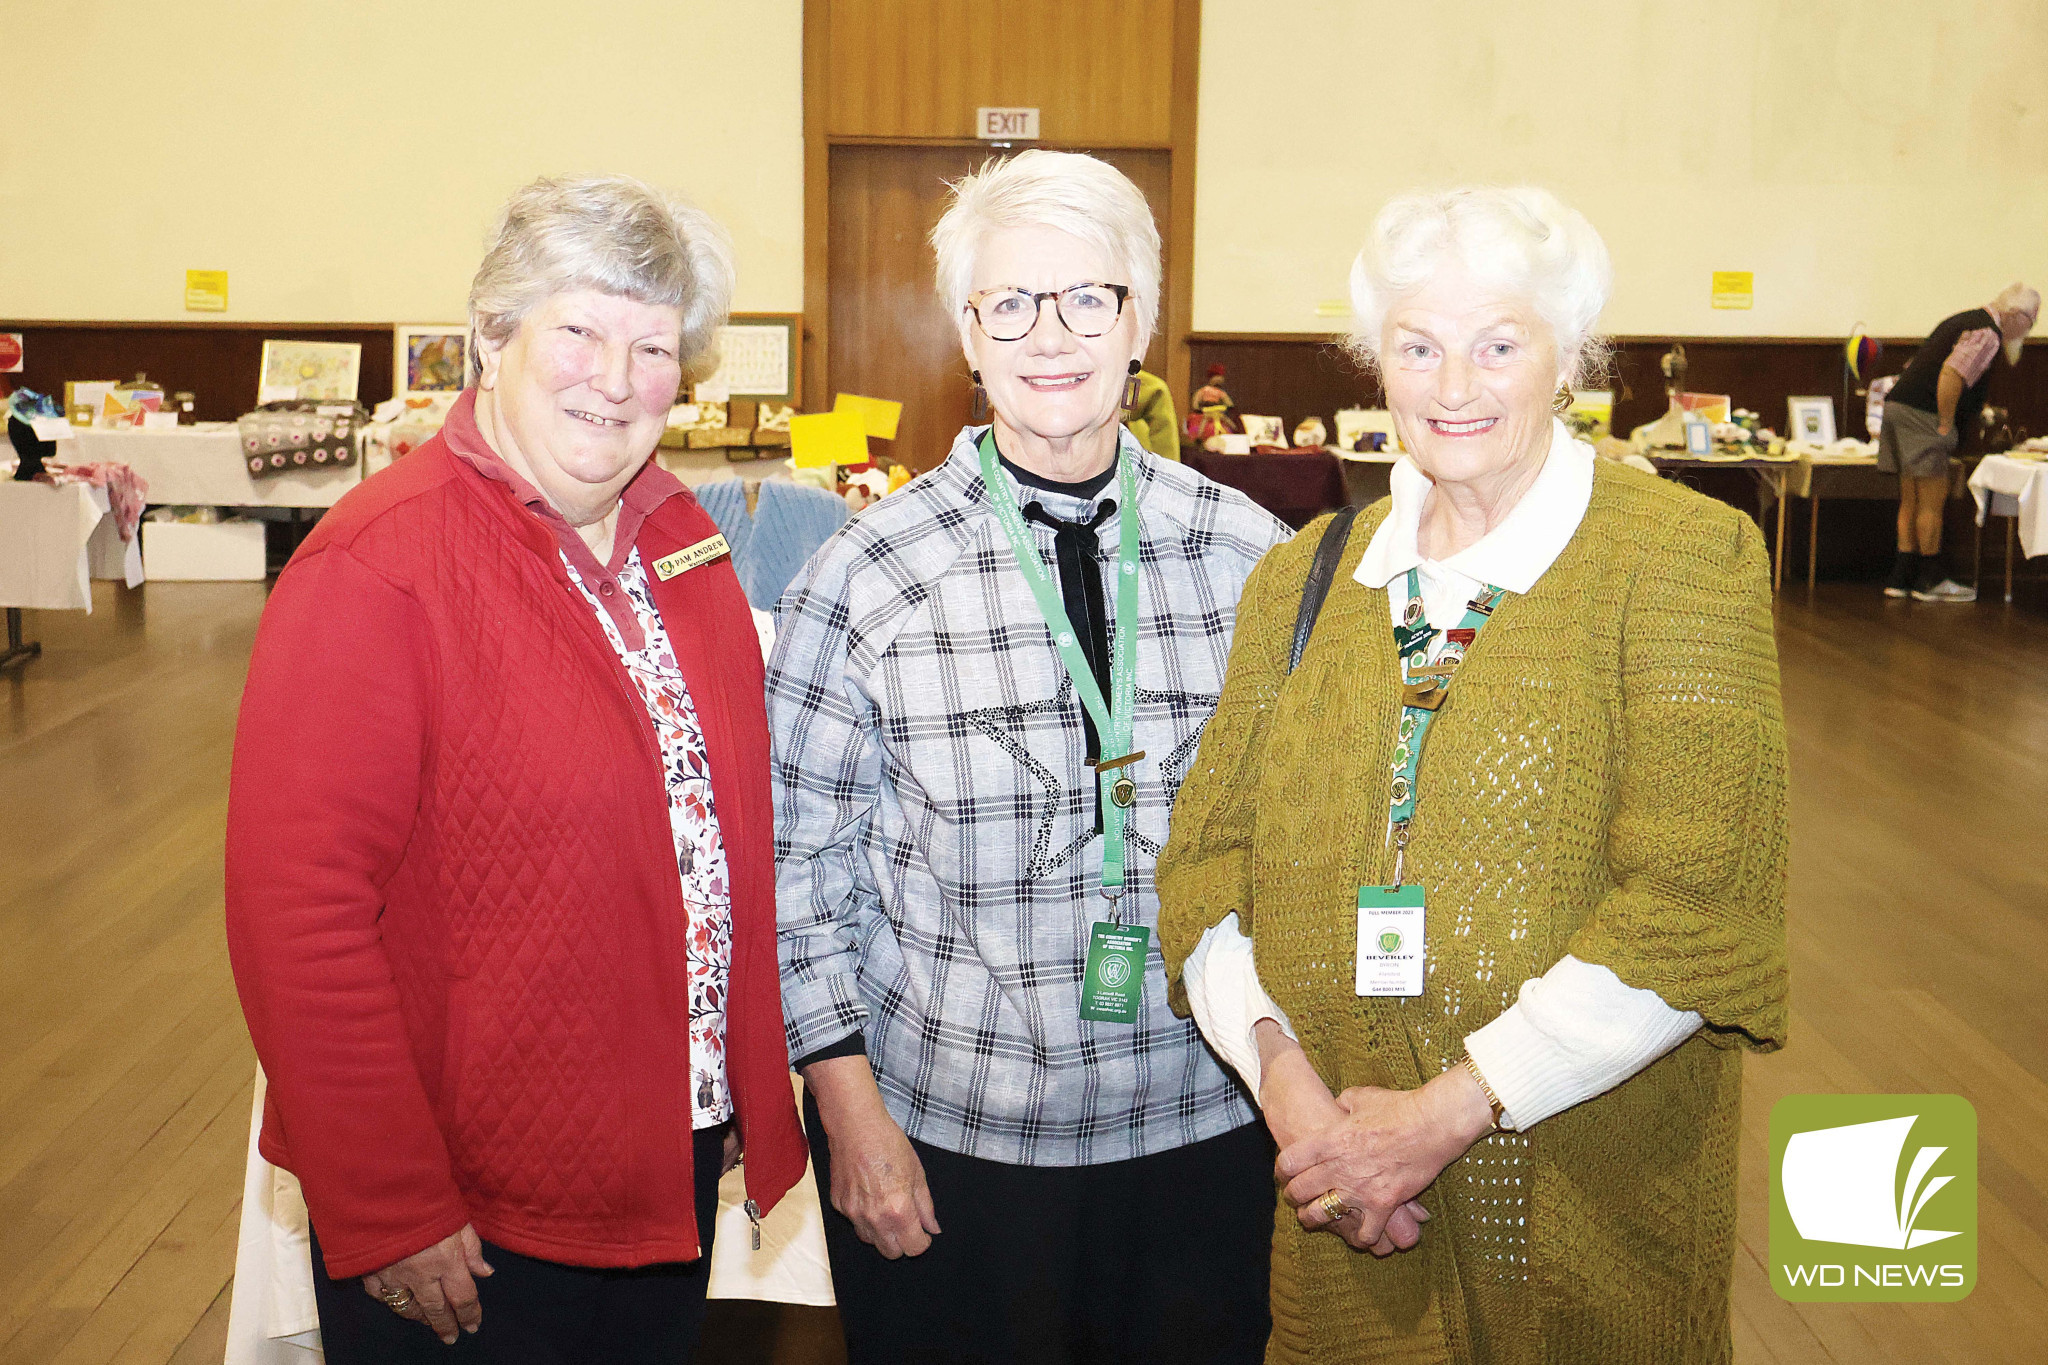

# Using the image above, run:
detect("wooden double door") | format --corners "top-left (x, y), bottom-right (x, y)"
top-left (826, 143), bottom-right (1171, 472)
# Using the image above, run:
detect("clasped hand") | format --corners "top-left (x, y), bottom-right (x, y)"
top-left (1258, 1026), bottom-right (1495, 1256)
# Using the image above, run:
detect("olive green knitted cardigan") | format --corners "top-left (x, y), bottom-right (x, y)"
top-left (1157, 460), bottom-right (1788, 1365)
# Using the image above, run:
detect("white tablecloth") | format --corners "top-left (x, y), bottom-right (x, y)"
top-left (0, 480), bottom-right (143, 610)
top-left (1967, 455), bottom-right (2048, 558)
top-left (225, 1070), bottom-right (834, 1365)
top-left (72, 426), bottom-right (359, 508)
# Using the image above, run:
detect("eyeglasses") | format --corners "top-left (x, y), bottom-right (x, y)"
top-left (965, 284), bottom-right (1131, 342)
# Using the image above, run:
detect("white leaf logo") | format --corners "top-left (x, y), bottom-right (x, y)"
top-left (1781, 1115), bottom-right (1960, 1250)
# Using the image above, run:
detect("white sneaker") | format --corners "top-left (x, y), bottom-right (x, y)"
top-left (1911, 578), bottom-right (1978, 603)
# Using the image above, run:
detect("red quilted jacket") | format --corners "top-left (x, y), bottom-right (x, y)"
top-left (225, 409), bottom-right (805, 1280)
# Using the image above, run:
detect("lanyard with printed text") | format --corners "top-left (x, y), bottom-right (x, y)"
top-left (1385, 567), bottom-right (1509, 886)
top-left (975, 430), bottom-right (1143, 916)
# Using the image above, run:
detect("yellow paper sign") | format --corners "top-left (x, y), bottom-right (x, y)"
top-left (1711, 271), bottom-right (1754, 310)
top-left (185, 269), bottom-right (229, 312)
top-left (790, 409), bottom-right (869, 468)
top-left (654, 534), bottom-right (731, 580)
top-left (833, 393), bottom-right (903, 441)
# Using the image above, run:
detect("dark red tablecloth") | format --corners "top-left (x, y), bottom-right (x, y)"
top-left (1181, 449), bottom-right (1346, 529)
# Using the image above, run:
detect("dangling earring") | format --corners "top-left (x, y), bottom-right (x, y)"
top-left (1552, 382), bottom-right (1574, 414)
top-left (971, 369), bottom-right (989, 424)
top-left (1122, 359), bottom-right (1143, 411)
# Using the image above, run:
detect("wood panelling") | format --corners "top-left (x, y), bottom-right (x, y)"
top-left (826, 143), bottom-right (1171, 471)
top-left (823, 0), bottom-right (1175, 145)
top-left (806, 0), bottom-right (1202, 415)
top-left (0, 323), bottom-right (394, 424)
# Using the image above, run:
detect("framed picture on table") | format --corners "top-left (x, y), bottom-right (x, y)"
top-left (258, 340), bottom-right (362, 404)
top-left (1787, 396), bottom-right (1836, 445)
top-left (394, 325), bottom-right (470, 397)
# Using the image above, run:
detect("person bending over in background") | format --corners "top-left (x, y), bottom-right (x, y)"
top-left (1877, 283), bottom-right (2038, 602)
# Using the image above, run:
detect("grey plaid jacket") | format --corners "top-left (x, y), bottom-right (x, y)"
top-left (769, 425), bottom-right (1289, 1165)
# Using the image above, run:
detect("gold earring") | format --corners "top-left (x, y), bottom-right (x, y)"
top-left (1552, 384), bottom-right (1573, 414)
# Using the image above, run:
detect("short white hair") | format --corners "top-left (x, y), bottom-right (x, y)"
top-left (930, 150), bottom-right (1161, 349)
top-left (468, 173), bottom-right (735, 382)
top-left (1993, 282), bottom-right (2039, 324)
top-left (1348, 186), bottom-right (1613, 387)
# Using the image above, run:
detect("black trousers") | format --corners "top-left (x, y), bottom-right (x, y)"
top-left (806, 1092), bottom-right (1274, 1365)
top-left (309, 1124), bottom-right (725, 1365)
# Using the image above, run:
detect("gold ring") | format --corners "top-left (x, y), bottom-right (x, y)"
top-left (1316, 1190), bottom-right (1350, 1223)
top-left (379, 1285), bottom-right (416, 1312)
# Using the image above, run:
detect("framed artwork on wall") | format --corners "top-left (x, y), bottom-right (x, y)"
top-left (694, 313), bottom-right (801, 404)
top-left (258, 340), bottom-right (362, 404)
top-left (394, 325), bottom-right (469, 396)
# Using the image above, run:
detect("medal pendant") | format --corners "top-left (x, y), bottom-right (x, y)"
top-left (1402, 681), bottom-right (1448, 711)
top-left (1111, 776), bottom-right (1137, 808)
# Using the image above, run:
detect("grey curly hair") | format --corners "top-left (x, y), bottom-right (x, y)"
top-left (467, 173), bottom-right (735, 383)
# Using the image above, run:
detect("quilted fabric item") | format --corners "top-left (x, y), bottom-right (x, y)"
top-left (238, 399), bottom-right (365, 478)
top-left (1157, 461), bottom-right (1788, 1365)
top-left (225, 401), bottom-right (805, 1280)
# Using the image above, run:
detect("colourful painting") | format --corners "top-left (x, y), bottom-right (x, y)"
top-left (395, 325), bottom-right (469, 395)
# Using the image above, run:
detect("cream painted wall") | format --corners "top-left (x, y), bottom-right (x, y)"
top-left (0, 1), bottom-right (803, 321)
top-left (1193, 0), bottom-right (2048, 337)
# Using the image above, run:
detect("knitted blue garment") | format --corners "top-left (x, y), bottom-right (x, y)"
top-left (690, 478), bottom-right (754, 569)
top-left (739, 480), bottom-right (849, 610)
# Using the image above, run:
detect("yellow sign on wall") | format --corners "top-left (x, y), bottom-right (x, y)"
top-left (1711, 271), bottom-right (1754, 310)
top-left (185, 270), bottom-right (229, 312)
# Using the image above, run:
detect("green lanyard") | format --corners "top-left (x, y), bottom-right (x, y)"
top-left (1386, 567), bottom-right (1508, 886)
top-left (976, 430), bottom-right (1143, 917)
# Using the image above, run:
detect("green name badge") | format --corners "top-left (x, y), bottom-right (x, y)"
top-left (1079, 922), bottom-right (1150, 1024)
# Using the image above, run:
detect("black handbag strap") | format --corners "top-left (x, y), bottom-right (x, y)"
top-left (1288, 506), bottom-right (1361, 674)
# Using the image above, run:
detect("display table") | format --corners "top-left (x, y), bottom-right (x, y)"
top-left (0, 479), bottom-right (144, 667)
top-left (72, 424), bottom-right (359, 508)
top-left (1789, 452), bottom-right (1890, 590)
top-left (1182, 448), bottom-right (1345, 529)
top-left (1966, 454), bottom-right (2048, 602)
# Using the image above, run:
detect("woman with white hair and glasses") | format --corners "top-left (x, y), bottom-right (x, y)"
top-left (225, 173), bottom-right (806, 1362)
top-left (770, 150), bottom-right (1289, 1362)
top-left (1158, 187), bottom-right (1789, 1363)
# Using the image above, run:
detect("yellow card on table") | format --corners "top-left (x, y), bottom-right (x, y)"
top-left (654, 533), bottom-right (731, 580)
top-left (832, 393), bottom-right (903, 441)
top-left (790, 409), bottom-right (869, 468)
top-left (185, 269), bottom-right (229, 312)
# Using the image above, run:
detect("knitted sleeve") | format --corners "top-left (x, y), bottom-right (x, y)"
top-left (1566, 500), bottom-right (1790, 1051)
top-left (1156, 518), bottom-right (1321, 1015)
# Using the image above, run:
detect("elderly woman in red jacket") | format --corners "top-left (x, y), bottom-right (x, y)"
top-left (224, 173), bottom-right (805, 1364)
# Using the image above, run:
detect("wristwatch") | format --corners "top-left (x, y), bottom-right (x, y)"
top-left (1457, 1051), bottom-right (1506, 1134)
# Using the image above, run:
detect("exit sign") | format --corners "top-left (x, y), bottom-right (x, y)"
top-left (976, 107), bottom-right (1040, 140)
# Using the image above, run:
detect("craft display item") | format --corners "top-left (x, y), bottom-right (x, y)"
top-left (685, 427), bottom-right (755, 450)
top-left (1292, 416), bottom-right (1327, 448)
top-left (755, 403), bottom-right (795, 433)
top-left (239, 400), bottom-right (367, 478)
top-left (1241, 415), bottom-right (1286, 449)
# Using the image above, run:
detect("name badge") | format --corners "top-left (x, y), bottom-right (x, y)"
top-left (1356, 886), bottom-right (1425, 997)
top-left (653, 533), bottom-right (731, 581)
top-left (1079, 923), bottom-right (1149, 1024)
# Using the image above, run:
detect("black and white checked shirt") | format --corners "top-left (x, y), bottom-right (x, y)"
top-left (769, 425), bottom-right (1289, 1165)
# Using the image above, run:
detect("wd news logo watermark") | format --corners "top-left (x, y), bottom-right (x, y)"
top-left (1769, 1094), bottom-right (1976, 1302)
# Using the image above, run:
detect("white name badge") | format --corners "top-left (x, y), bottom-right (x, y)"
top-left (1356, 886), bottom-right (1426, 997)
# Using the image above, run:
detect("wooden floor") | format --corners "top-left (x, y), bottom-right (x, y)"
top-left (2, 577), bottom-right (2044, 1363)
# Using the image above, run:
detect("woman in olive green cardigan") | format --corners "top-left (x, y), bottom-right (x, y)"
top-left (1157, 187), bottom-right (1788, 1365)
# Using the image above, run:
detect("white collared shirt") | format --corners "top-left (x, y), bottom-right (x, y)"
top-left (1183, 420), bottom-right (1700, 1129)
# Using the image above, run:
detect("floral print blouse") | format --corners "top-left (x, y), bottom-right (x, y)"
top-left (564, 548), bottom-right (733, 1127)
